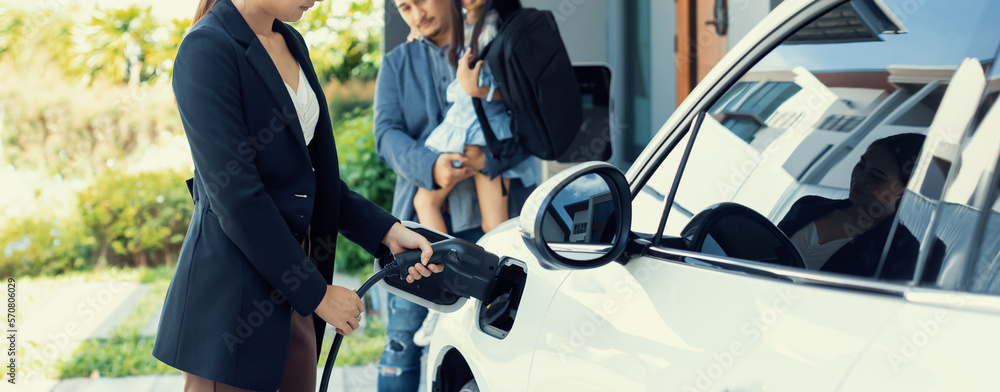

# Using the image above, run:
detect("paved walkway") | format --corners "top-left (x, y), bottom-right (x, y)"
top-left (18, 365), bottom-right (378, 392)
top-left (16, 273), bottom-right (380, 391)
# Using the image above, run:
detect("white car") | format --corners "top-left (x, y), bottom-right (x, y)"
top-left (399, 0), bottom-right (1000, 390)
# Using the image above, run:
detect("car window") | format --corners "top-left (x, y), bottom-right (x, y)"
top-left (939, 63), bottom-right (1000, 294)
top-left (634, 0), bottom-right (1000, 282)
top-left (970, 167), bottom-right (1000, 294)
top-left (886, 58), bottom-right (993, 286)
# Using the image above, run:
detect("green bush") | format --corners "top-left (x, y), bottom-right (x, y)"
top-left (326, 79), bottom-right (376, 121)
top-left (0, 168), bottom-right (191, 277)
top-left (1, 108), bottom-right (387, 277)
top-left (0, 214), bottom-right (90, 277)
top-left (295, 1), bottom-right (383, 84)
top-left (333, 107), bottom-right (396, 277)
top-left (77, 168), bottom-right (193, 269)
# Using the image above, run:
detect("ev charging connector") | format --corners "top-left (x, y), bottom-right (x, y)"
top-left (319, 223), bottom-right (502, 392)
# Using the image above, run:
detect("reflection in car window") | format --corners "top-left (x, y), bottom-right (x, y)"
top-left (892, 55), bottom-right (1000, 292)
top-left (635, 0), bottom-right (1000, 283)
top-left (971, 175), bottom-right (1000, 294)
top-left (778, 133), bottom-right (924, 278)
top-left (939, 63), bottom-right (1000, 295)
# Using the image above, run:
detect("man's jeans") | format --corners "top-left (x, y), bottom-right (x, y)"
top-left (376, 227), bottom-right (484, 392)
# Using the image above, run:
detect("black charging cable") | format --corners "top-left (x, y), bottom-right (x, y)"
top-left (317, 235), bottom-right (499, 392)
top-left (318, 257), bottom-right (432, 392)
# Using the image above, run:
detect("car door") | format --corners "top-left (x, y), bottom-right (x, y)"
top-left (839, 50), bottom-right (1000, 391)
top-left (526, 0), bottom-right (1000, 390)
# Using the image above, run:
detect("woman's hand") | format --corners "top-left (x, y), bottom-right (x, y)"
top-left (382, 222), bottom-right (444, 283)
top-left (406, 27), bottom-right (421, 43)
top-left (457, 51), bottom-right (487, 98)
top-left (314, 285), bottom-right (365, 336)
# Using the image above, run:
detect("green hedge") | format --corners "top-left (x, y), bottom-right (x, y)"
top-left (333, 107), bottom-right (396, 277)
top-left (1, 168), bottom-right (192, 277)
top-left (0, 215), bottom-right (90, 277)
top-left (1, 108), bottom-right (391, 278)
top-left (78, 168), bottom-right (193, 269)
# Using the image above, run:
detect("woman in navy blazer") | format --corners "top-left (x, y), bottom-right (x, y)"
top-left (776, 133), bottom-right (925, 281)
top-left (152, 0), bottom-right (441, 390)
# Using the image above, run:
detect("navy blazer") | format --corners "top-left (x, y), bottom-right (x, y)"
top-left (152, 1), bottom-right (397, 390)
top-left (777, 196), bottom-right (919, 281)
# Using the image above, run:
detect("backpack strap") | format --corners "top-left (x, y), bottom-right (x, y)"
top-left (473, 97), bottom-right (503, 160)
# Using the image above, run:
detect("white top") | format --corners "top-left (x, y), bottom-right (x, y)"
top-left (283, 63), bottom-right (319, 145)
top-left (789, 221), bottom-right (852, 271)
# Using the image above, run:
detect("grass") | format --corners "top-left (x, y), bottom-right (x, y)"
top-left (54, 269), bottom-right (176, 378)
top-left (318, 316), bottom-right (387, 367)
top-left (42, 265), bottom-right (386, 379)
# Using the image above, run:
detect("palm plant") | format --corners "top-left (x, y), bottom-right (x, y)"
top-left (0, 6), bottom-right (79, 75)
top-left (295, 0), bottom-right (383, 84)
top-left (84, 5), bottom-right (159, 87)
top-left (144, 18), bottom-right (190, 84)
top-left (0, 6), bottom-right (26, 61)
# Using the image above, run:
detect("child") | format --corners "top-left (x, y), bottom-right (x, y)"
top-left (413, 0), bottom-right (538, 235)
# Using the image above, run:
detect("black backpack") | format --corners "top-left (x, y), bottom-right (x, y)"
top-left (472, 8), bottom-right (583, 161)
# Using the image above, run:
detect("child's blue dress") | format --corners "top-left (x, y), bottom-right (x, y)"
top-left (424, 11), bottom-right (540, 187)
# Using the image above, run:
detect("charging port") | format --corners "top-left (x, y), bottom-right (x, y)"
top-left (478, 258), bottom-right (527, 339)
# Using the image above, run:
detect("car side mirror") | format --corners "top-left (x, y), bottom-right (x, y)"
top-left (520, 162), bottom-right (631, 270)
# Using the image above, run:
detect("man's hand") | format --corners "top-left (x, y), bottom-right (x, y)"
top-left (314, 285), bottom-right (365, 336)
top-left (433, 153), bottom-right (475, 189)
top-left (382, 222), bottom-right (444, 283)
